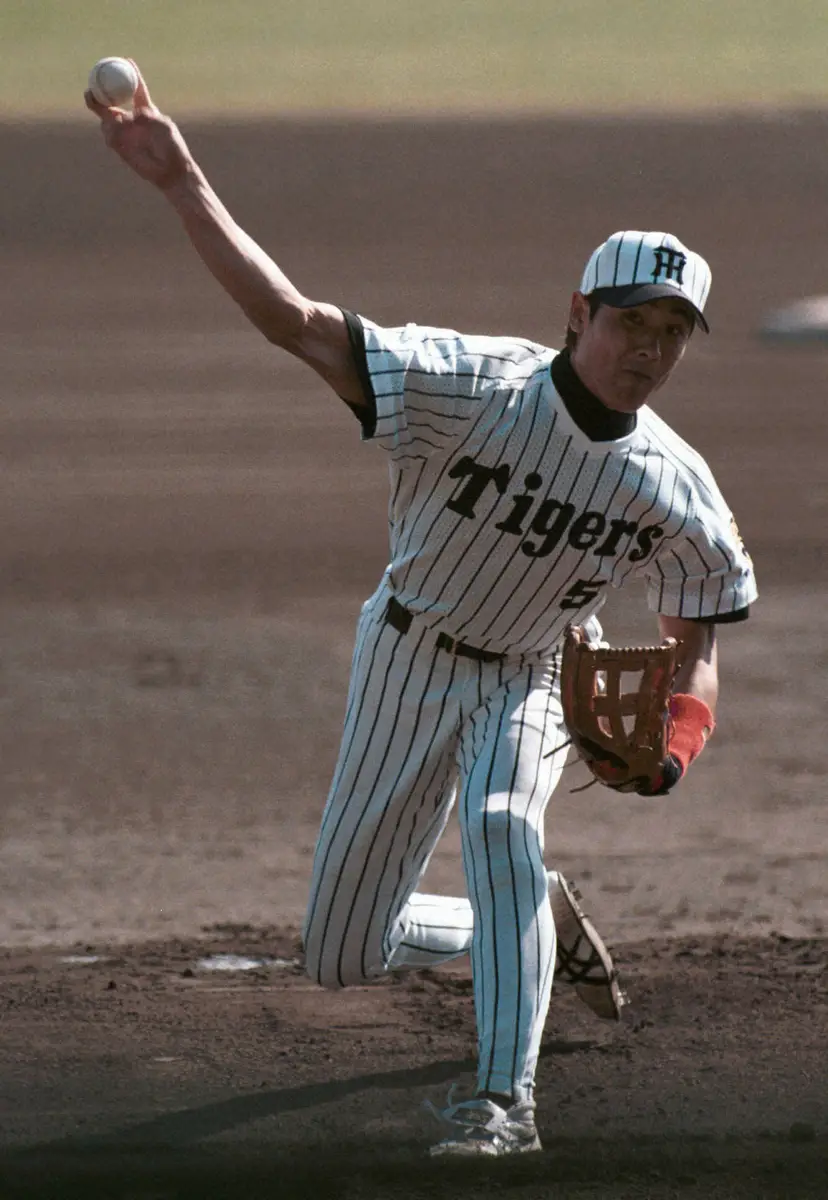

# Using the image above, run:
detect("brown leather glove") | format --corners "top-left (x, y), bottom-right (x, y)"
top-left (560, 625), bottom-right (714, 796)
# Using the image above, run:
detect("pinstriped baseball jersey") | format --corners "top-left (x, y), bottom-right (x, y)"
top-left (352, 317), bottom-right (757, 657)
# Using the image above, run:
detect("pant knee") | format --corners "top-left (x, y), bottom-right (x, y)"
top-left (302, 926), bottom-right (341, 989)
top-left (465, 807), bottom-right (543, 884)
top-left (303, 933), bottom-right (383, 990)
top-left (305, 958), bottom-right (344, 990)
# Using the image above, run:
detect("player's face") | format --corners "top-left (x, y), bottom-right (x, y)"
top-left (568, 295), bottom-right (694, 413)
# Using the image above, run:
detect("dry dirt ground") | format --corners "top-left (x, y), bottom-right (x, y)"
top-left (0, 114), bottom-right (826, 1198)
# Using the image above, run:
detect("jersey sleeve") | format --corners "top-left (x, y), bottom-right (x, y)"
top-left (644, 478), bottom-right (758, 621)
top-left (346, 312), bottom-right (545, 461)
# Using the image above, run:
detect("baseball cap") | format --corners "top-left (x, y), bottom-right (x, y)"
top-left (579, 231), bottom-right (711, 332)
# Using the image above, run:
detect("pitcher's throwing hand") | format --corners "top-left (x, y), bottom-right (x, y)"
top-left (86, 61), bottom-right (192, 194)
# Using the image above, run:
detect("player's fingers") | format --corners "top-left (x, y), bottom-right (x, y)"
top-left (85, 89), bottom-right (133, 128)
top-left (84, 89), bottom-right (109, 118)
top-left (101, 115), bottom-right (132, 152)
top-left (128, 60), bottom-right (158, 114)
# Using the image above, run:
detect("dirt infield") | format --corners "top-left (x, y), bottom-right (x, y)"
top-left (0, 114), bottom-right (826, 1197)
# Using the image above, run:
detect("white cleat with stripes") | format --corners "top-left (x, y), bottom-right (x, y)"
top-left (549, 870), bottom-right (628, 1021)
top-left (427, 1088), bottom-right (542, 1158)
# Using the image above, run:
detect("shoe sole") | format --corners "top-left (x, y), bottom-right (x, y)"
top-left (429, 1134), bottom-right (542, 1157)
top-left (550, 873), bottom-right (628, 1021)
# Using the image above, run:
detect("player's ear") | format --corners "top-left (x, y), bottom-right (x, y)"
top-left (567, 292), bottom-right (589, 339)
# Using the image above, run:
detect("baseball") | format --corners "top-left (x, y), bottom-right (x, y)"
top-left (88, 57), bottom-right (139, 107)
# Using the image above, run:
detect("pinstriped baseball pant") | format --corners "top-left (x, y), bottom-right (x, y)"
top-left (302, 583), bottom-right (569, 1103)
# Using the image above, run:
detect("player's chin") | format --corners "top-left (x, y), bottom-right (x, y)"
top-left (606, 378), bottom-right (653, 412)
top-left (626, 366), bottom-right (673, 405)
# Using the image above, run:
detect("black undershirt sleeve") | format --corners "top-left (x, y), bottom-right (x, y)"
top-left (339, 308), bottom-right (378, 438)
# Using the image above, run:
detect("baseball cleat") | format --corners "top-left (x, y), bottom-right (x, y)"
top-left (549, 870), bottom-right (628, 1021)
top-left (426, 1088), bottom-right (541, 1157)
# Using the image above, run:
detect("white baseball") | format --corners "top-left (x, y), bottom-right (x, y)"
top-left (88, 57), bottom-right (139, 107)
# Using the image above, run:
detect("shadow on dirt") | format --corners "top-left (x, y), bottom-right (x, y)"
top-left (2, 1133), bottom-right (825, 1200)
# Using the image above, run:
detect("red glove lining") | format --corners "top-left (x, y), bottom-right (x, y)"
top-left (667, 694), bottom-right (715, 774)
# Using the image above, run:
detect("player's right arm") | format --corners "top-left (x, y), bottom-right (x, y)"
top-left (84, 64), bottom-right (366, 410)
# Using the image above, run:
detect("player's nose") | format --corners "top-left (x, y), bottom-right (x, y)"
top-left (633, 330), bottom-right (664, 359)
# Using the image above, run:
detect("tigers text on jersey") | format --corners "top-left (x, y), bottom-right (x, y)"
top-left (349, 316), bottom-right (757, 659)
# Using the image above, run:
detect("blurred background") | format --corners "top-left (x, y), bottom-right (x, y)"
top-left (4, 0), bottom-right (828, 117)
top-left (0, 0), bottom-right (826, 949)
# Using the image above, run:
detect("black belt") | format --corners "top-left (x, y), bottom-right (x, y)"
top-left (385, 596), bottom-right (505, 664)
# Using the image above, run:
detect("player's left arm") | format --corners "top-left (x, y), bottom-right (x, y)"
top-left (638, 461), bottom-right (756, 792)
top-left (645, 614), bottom-right (719, 794)
top-left (657, 614), bottom-right (718, 715)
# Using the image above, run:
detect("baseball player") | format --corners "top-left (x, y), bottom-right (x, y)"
top-left (87, 69), bottom-right (757, 1158)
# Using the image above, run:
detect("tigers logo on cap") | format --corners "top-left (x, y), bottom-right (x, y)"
top-left (580, 231), bottom-right (712, 332)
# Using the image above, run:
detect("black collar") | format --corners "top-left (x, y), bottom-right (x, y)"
top-left (550, 349), bottom-right (636, 441)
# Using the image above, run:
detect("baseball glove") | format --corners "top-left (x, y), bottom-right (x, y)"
top-left (560, 624), bottom-right (683, 796)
